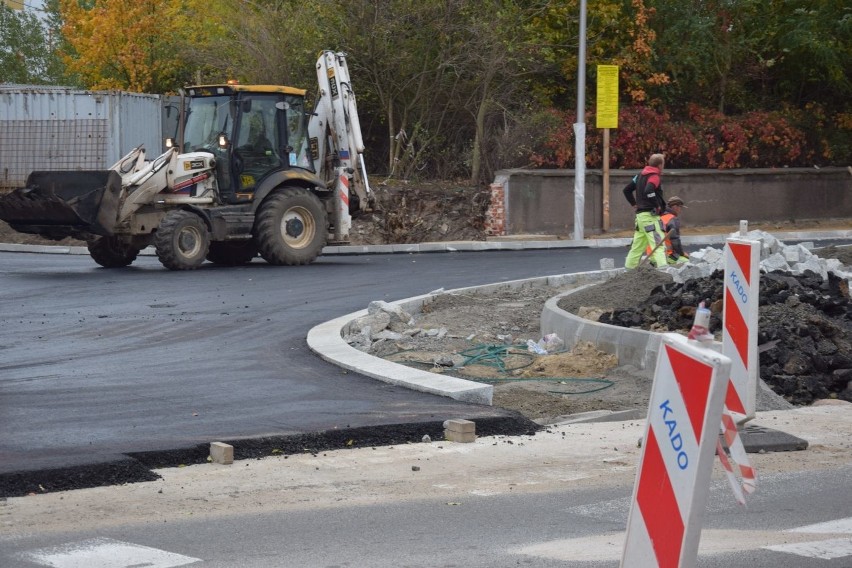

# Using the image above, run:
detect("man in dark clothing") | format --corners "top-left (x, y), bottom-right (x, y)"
top-left (623, 153), bottom-right (667, 268)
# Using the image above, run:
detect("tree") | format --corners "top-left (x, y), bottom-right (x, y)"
top-left (180, 0), bottom-right (336, 86)
top-left (651, 0), bottom-right (768, 114)
top-left (41, 0), bottom-right (73, 84)
top-left (59, 0), bottom-right (197, 92)
top-left (457, 2), bottom-right (555, 183)
top-left (0, 3), bottom-right (56, 84)
top-left (333, 1), bottom-right (559, 182)
top-left (764, 0), bottom-right (852, 112)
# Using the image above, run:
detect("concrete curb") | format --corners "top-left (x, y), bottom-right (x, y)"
top-left (2, 227), bottom-right (849, 257)
top-left (540, 276), bottom-right (664, 372)
top-left (306, 270), bottom-right (618, 405)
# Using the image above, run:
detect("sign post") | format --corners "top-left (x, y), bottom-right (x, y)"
top-left (596, 65), bottom-right (619, 232)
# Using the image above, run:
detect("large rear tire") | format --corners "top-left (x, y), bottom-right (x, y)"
top-left (206, 240), bottom-right (258, 266)
top-left (87, 236), bottom-right (140, 268)
top-left (254, 187), bottom-right (327, 266)
top-left (153, 210), bottom-right (210, 270)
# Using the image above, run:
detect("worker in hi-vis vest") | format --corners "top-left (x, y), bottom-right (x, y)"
top-left (645, 195), bottom-right (690, 266)
top-left (623, 153), bottom-right (668, 269)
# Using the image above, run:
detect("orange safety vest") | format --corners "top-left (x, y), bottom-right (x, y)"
top-left (646, 212), bottom-right (675, 257)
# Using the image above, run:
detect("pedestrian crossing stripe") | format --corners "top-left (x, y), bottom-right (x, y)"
top-left (763, 538), bottom-right (852, 560)
top-left (20, 537), bottom-right (201, 568)
top-left (763, 516), bottom-right (852, 560)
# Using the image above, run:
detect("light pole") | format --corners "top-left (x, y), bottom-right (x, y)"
top-left (573, 0), bottom-right (587, 241)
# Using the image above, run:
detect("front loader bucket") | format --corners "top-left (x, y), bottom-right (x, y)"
top-left (0, 170), bottom-right (123, 239)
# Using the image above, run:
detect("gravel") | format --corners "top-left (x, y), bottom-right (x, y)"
top-left (559, 251), bottom-right (852, 406)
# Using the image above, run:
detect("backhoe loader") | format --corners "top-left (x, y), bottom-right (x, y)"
top-left (0, 51), bottom-right (372, 270)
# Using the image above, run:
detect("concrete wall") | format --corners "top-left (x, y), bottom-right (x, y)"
top-left (490, 167), bottom-right (852, 236)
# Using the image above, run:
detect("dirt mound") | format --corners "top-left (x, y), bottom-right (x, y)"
top-left (350, 181), bottom-right (490, 244)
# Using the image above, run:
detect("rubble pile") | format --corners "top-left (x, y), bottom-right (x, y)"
top-left (599, 232), bottom-right (852, 405)
top-left (343, 300), bottom-right (426, 356)
top-left (665, 230), bottom-right (852, 285)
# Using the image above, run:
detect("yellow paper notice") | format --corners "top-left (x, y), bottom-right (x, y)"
top-left (596, 65), bottom-right (619, 129)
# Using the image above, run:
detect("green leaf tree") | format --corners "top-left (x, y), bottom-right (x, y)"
top-left (0, 2), bottom-right (57, 84)
top-left (180, 0), bottom-right (336, 86)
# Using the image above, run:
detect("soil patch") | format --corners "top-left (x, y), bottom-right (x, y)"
top-left (360, 282), bottom-right (657, 423)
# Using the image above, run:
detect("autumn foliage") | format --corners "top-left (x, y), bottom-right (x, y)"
top-left (529, 104), bottom-right (834, 170)
top-left (20, 0), bottom-right (846, 177)
top-left (59, 0), bottom-right (195, 93)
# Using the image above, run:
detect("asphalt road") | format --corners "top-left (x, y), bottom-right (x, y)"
top-left (4, 460), bottom-right (850, 567)
top-left (0, 247), bottom-right (617, 487)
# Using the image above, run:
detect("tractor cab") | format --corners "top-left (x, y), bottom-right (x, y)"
top-left (180, 84), bottom-right (312, 203)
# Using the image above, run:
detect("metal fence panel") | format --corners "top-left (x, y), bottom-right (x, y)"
top-left (0, 87), bottom-right (164, 190)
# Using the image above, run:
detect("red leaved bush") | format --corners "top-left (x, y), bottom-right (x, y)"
top-left (531, 104), bottom-right (821, 169)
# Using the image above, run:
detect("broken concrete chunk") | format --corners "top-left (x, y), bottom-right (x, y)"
top-left (346, 312), bottom-right (391, 336)
top-left (372, 330), bottom-right (404, 341)
top-left (367, 300), bottom-right (413, 326)
top-left (424, 327), bottom-right (448, 337)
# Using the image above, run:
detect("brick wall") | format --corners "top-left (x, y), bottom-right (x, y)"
top-left (484, 182), bottom-right (506, 236)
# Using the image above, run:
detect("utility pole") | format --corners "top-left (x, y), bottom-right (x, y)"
top-left (573, 0), bottom-right (587, 241)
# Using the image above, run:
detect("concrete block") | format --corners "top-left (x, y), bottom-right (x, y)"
top-left (599, 258), bottom-right (615, 270)
top-left (761, 252), bottom-right (790, 273)
top-left (444, 420), bottom-right (476, 443)
top-left (782, 247), bottom-right (800, 263)
top-left (210, 442), bottom-right (234, 464)
top-left (444, 430), bottom-right (476, 443)
top-left (443, 419), bottom-right (475, 433)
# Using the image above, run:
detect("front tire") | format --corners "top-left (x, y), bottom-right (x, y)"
top-left (254, 187), bottom-right (327, 265)
top-left (153, 210), bottom-right (210, 270)
top-left (87, 236), bottom-right (140, 268)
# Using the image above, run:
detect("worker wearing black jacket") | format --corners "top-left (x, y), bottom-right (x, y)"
top-left (623, 153), bottom-right (668, 268)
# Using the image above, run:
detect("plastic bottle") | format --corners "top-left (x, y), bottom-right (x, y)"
top-left (687, 301), bottom-right (714, 343)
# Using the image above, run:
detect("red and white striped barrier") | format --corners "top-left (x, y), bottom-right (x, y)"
top-left (716, 408), bottom-right (757, 505)
top-left (722, 236), bottom-right (760, 423)
top-left (622, 334), bottom-right (731, 568)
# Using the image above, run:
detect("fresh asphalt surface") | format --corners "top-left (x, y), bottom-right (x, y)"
top-left (0, 245), bottom-right (624, 486)
top-left (2, 235), bottom-right (850, 492)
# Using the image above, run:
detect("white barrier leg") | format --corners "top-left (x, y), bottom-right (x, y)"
top-left (621, 333), bottom-right (731, 568)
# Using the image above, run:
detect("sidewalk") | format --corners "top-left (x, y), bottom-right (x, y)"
top-left (4, 402), bottom-right (849, 536)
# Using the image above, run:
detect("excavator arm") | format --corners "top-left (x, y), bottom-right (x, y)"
top-left (308, 51), bottom-right (374, 243)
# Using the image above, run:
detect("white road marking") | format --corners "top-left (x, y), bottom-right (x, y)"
top-left (20, 537), bottom-right (201, 568)
top-left (514, 524), bottom-right (852, 563)
top-left (790, 516), bottom-right (852, 534)
top-left (761, 516), bottom-right (852, 560)
top-left (764, 538), bottom-right (852, 560)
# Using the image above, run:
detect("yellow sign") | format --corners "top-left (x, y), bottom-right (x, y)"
top-left (596, 65), bottom-right (619, 129)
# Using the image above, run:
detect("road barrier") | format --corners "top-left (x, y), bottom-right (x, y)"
top-left (621, 334), bottom-right (731, 568)
top-left (722, 225), bottom-right (761, 422)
